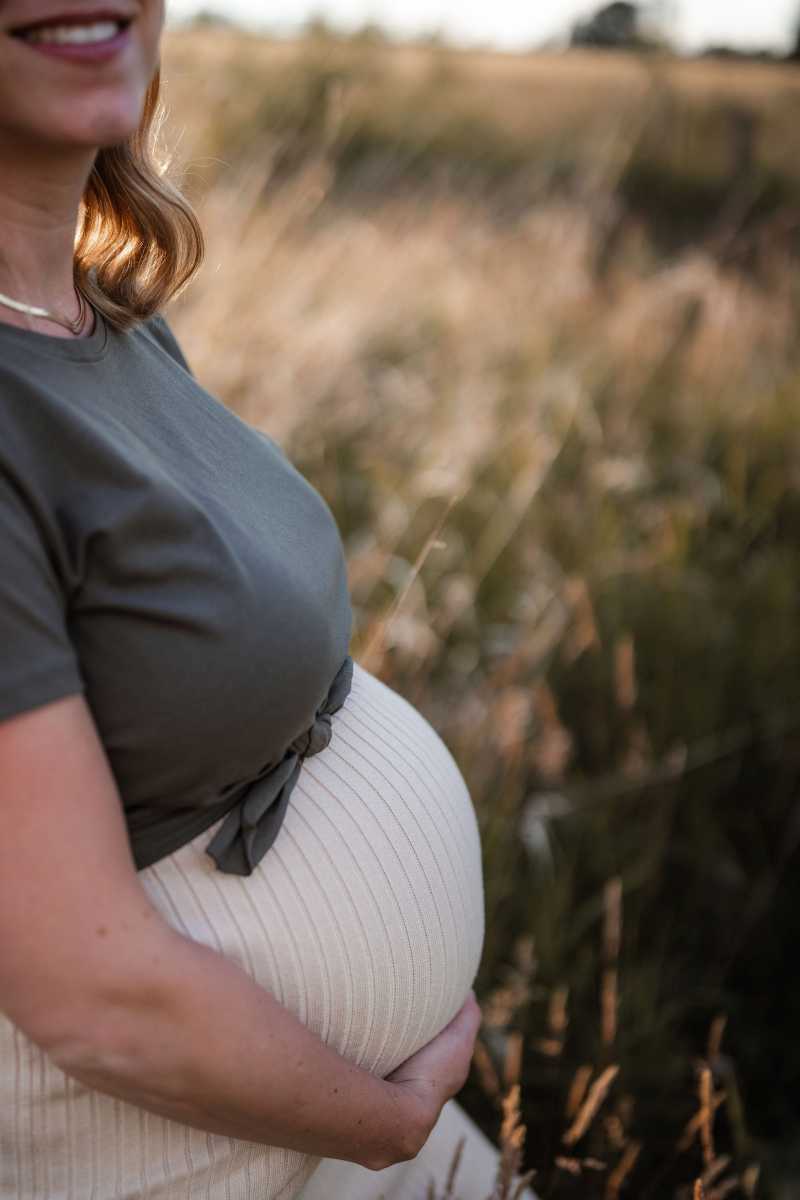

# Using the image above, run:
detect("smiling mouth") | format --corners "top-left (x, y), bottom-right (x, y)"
top-left (10, 17), bottom-right (132, 46)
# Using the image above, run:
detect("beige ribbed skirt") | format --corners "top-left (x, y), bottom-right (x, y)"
top-left (1, 662), bottom-right (500, 1200)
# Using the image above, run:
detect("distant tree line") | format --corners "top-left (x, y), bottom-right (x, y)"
top-left (571, 0), bottom-right (800, 61)
top-left (183, 0), bottom-right (800, 64)
top-left (570, 2), bottom-right (650, 50)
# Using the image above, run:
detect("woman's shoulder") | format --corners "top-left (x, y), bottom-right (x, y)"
top-left (0, 309), bottom-right (193, 497)
top-left (136, 310), bottom-right (194, 377)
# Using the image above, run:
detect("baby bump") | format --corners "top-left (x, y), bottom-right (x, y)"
top-left (140, 662), bottom-right (485, 1079)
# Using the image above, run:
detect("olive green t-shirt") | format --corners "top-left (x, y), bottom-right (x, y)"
top-left (0, 310), bottom-right (352, 874)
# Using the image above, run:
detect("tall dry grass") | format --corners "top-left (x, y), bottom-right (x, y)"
top-left (422, 880), bottom-right (757, 1199)
top-left (161, 28), bottom-right (800, 1196)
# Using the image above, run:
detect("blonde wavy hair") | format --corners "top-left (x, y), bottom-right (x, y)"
top-left (75, 68), bottom-right (204, 331)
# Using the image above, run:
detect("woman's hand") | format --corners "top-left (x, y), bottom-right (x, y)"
top-left (378, 992), bottom-right (482, 1168)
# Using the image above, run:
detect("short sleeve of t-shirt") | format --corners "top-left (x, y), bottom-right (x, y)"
top-left (0, 468), bottom-right (84, 723)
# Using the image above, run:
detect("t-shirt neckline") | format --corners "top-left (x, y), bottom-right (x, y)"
top-left (0, 305), bottom-right (109, 363)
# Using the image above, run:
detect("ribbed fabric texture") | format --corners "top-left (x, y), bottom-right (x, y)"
top-left (1, 663), bottom-right (486, 1199)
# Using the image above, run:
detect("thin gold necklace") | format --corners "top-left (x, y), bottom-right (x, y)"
top-left (0, 284), bottom-right (90, 336)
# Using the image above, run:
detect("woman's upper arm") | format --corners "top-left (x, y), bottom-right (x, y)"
top-left (0, 693), bottom-right (175, 1056)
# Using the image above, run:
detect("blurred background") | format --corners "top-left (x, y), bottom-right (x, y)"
top-left (160, 3), bottom-right (800, 1195)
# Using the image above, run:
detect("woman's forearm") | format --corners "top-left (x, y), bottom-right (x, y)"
top-left (46, 926), bottom-right (425, 1170)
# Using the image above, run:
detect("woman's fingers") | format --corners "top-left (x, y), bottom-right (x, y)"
top-left (432, 992), bottom-right (482, 1080)
top-left (387, 991), bottom-right (482, 1102)
top-left (378, 994), bottom-right (484, 1165)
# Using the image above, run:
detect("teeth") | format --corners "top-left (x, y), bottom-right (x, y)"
top-left (25, 20), bottom-right (121, 45)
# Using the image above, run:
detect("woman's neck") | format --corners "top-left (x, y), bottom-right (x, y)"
top-left (0, 136), bottom-right (95, 337)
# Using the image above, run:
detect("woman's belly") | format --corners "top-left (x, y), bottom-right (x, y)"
top-left (0, 663), bottom-right (484, 1200)
top-left (140, 660), bottom-right (485, 1077)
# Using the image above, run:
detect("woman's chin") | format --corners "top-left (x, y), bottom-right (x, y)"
top-left (22, 82), bottom-right (149, 151)
top-left (44, 111), bottom-right (144, 151)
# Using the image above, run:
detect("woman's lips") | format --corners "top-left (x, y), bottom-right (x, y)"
top-left (11, 20), bottom-right (132, 64)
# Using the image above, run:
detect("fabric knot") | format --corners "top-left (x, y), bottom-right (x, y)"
top-left (205, 655), bottom-right (354, 876)
top-left (289, 711), bottom-right (332, 759)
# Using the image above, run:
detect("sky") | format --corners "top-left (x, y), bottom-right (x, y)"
top-left (166, 0), bottom-right (799, 55)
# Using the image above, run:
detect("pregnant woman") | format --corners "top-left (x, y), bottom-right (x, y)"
top-left (0, 4), bottom-right (529, 1198)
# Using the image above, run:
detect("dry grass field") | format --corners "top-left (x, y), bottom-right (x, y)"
top-left (159, 28), bottom-right (800, 1198)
